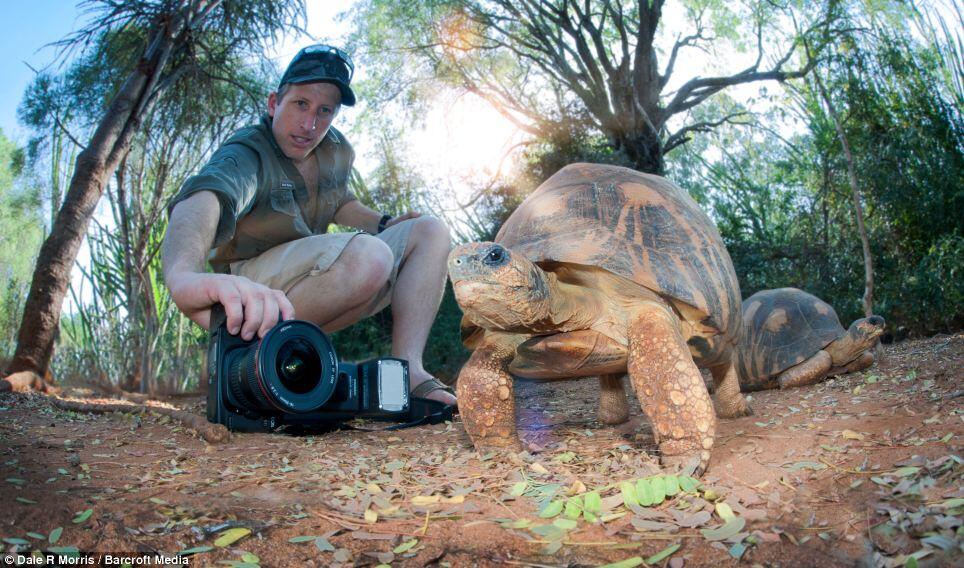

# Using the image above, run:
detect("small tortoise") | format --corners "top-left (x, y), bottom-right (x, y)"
top-left (447, 163), bottom-right (750, 473)
top-left (737, 288), bottom-right (885, 390)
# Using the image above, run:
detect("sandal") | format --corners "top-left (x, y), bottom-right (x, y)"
top-left (410, 376), bottom-right (456, 400)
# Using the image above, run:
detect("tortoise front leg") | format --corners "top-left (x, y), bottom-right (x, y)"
top-left (709, 358), bottom-right (752, 418)
top-left (456, 333), bottom-right (523, 451)
top-left (841, 350), bottom-right (875, 374)
top-left (777, 350), bottom-right (832, 389)
top-left (598, 374), bottom-right (630, 425)
top-left (627, 304), bottom-right (716, 474)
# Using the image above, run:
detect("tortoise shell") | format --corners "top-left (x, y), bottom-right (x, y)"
top-left (495, 163), bottom-right (741, 336)
top-left (738, 287), bottom-right (844, 380)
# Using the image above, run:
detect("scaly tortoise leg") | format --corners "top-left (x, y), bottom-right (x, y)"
top-left (709, 358), bottom-right (752, 418)
top-left (843, 351), bottom-right (875, 374)
top-left (777, 350), bottom-right (833, 389)
top-left (627, 303), bottom-right (717, 475)
top-left (598, 374), bottom-right (630, 425)
top-left (456, 333), bottom-right (524, 451)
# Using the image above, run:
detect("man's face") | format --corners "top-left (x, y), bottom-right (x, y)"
top-left (267, 82), bottom-right (342, 162)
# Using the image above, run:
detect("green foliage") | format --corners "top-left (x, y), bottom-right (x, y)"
top-left (0, 130), bottom-right (42, 358)
top-left (666, 3), bottom-right (964, 336)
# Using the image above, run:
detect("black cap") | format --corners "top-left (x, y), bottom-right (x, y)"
top-left (279, 45), bottom-right (356, 106)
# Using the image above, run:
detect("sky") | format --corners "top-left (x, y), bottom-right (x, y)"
top-left (0, 2), bottom-right (90, 143)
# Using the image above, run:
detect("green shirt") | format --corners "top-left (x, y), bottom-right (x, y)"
top-left (168, 115), bottom-right (357, 272)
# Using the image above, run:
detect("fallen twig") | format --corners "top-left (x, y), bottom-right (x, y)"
top-left (48, 395), bottom-right (229, 444)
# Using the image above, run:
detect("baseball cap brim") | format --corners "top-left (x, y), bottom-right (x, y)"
top-left (285, 76), bottom-right (356, 107)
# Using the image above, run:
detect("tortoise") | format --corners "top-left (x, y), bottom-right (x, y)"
top-left (737, 288), bottom-right (885, 390)
top-left (447, 163), bottom-right (750, 473)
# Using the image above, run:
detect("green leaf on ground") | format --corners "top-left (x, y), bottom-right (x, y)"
top-left (584, 491), bottom-right (601, 515)
top-left (597, 556), bottom-right (644, 568)
top-left (553, 518), bottom-right (578, 530)
top-left (679, 476), bottom-right (700, 493)
top-left (72, 509), bottom-right (93, 524)
top-left (539, 500), bottom-right (564, 518)
top-left (214, 527), bottom-right (251, 547)
top-left (636, 478), bottom-right (655, 506)
top-left (393, 539), bottom-right (418, 554)
top-left (650, 476), bottom-right (666, 503)
top-left (620, 482), bottom-right (639, 507)
top-left (564, 497), bottom-right (583, 519)
top-left (48, 527), bottom-right (63, 544)
top-left (701, 518), bottom-right (746, 541)
top-left (646, 543), bottom-right (681, 564)
top-left (287, 536), bottom-right (318, 543)
top-left (893, 466), bottom-right (920, 477)
top-left (314, 537), bottom-right (335, 552)
top-left (716, 502), bottom-right (736, 522)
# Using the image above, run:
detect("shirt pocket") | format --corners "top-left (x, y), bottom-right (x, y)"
top-left (269, 188), bottom-right (300, 217)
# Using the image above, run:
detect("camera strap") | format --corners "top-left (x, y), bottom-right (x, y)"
top-left (342, 402), bottom-right (455, 432)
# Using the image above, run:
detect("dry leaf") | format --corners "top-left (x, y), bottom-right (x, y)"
top-left (842, 429), bottom-right (864, 440)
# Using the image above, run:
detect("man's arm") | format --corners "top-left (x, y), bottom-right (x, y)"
top-left (333, 199), bottom-right (421, 233)
top-left (162, 191), bottom-right (294, 340)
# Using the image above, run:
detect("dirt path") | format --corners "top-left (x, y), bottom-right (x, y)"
top-left (1, 334), bottom-right (961, 567)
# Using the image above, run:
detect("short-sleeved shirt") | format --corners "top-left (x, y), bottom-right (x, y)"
top-left (167, 115), bottom-right (357, 273)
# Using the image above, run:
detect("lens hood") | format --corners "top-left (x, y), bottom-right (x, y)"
top-left (252, 319), bottom-right (338, 413)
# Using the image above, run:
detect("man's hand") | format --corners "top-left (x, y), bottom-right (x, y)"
top-left (166, 272), bottom-right (295, 340)
top-left (386, 211), bottom-right (421, 229)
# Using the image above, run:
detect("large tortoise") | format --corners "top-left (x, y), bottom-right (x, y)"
top-left (447, 163), bottom-right (750, 473)
top-left (737, 288), bottom-right (885, 390)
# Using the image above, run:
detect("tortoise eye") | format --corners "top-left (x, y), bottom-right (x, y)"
top-left (484, 246), bottom-right (506, 265)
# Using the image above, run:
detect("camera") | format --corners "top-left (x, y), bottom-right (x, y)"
top-left (206, 304), bottom-right (410, 432)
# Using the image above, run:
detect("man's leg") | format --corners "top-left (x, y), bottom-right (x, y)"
top-left (388, 217), bottom-right (455, 405)
top-left (286, 234), bottom-right (394, 329)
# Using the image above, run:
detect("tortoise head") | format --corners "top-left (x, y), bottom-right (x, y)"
top-left (848, 315), bottom-right (886, 348)
top-left (448, 242), bottom-right (552, 331)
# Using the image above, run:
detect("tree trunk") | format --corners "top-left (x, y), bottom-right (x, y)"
top-left (6, 45), bottom-right (165, 377)
top-left (622, 132), bottom-right (665, 175)
top-left (814, 72), bottom-right (875, 316)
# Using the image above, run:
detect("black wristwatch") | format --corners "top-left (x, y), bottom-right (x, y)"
top-left (377, 214), bottom-right (392, 234)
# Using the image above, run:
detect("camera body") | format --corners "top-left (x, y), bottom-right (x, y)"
top-left (206, 306), bottom-right (410, 432)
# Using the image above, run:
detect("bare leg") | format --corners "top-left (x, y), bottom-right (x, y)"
top-left (287, 235), bottom-right (394, 329)
top-left (598, 374), bottom-right (630, 425)
top-left (777, 350), bottom-right (833, 389)
top-left (457, 333), bottom-right (524, 450)
top-left (387, 217), bottom-right (455, 405)
top-left (709, 358), bottom-right (752, 418)
top-left (627, 304), bottom-right (716, 475)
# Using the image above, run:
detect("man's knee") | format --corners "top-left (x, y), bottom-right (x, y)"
top-left (337, 234), bottom-right (394, 297)
top-left (409, 215), bottom-right (451, 248)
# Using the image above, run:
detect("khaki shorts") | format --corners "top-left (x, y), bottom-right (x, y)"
top-left (229, 220), bottom-right (415, 316)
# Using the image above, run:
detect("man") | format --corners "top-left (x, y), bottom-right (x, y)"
top-left (162, 45), bottom-right (456, 407)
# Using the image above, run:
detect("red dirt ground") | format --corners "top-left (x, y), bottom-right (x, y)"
top-left (1, 334), bottom-right (961, 567)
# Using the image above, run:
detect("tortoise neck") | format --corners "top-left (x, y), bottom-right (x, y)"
top-left (533, 273), bottom-right (601, 332)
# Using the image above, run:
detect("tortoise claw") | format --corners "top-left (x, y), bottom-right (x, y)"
top-left (660, 452), bottom-right (707, 477)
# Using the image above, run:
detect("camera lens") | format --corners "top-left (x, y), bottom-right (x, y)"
top-left (225, 320), bottom-right (338, 414)
top-left (277, 338), bottom-right (321, 394)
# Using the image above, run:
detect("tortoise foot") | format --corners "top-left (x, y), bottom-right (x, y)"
top-left (474, 438), bottom-right (524, 456)
top-left (660, 451), bottom-right (709, 477)
top-left (715, 398), bottom-right (753, 419)
top-left (598, 374), bottom-right (630, 425)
